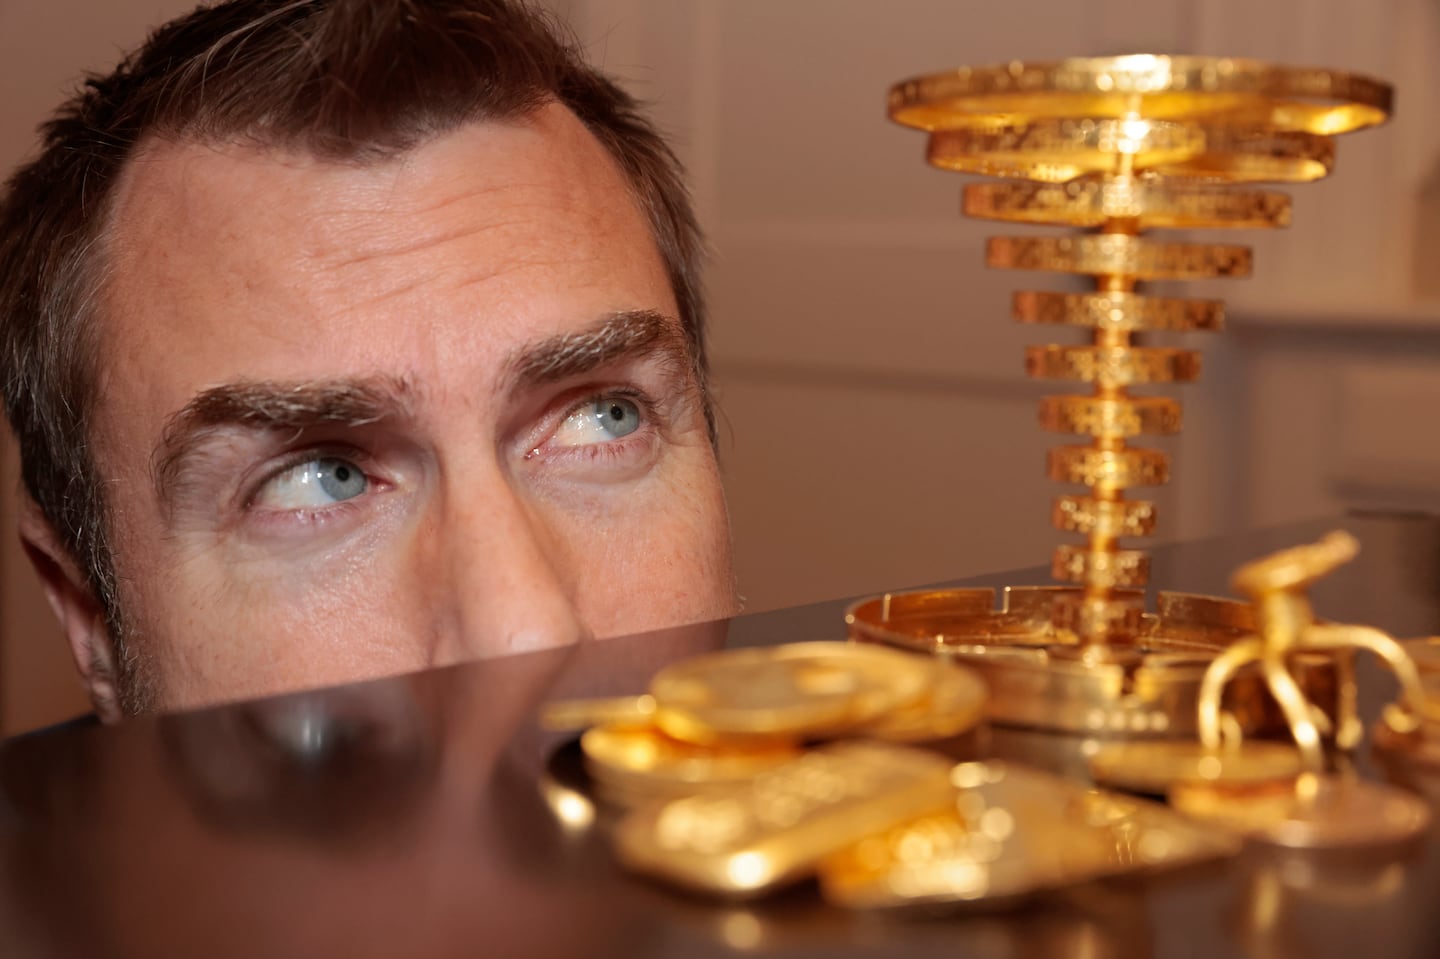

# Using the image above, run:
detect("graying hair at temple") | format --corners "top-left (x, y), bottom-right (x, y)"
top-left (0, 0), bottom-right (709, 711)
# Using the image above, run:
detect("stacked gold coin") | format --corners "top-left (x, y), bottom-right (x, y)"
top-left (542, 642), bottom-right (988, 807)
top-left (888, 57), bottom-right (1390, 649)
top-left (543, 642), bottom-right (1239, 906)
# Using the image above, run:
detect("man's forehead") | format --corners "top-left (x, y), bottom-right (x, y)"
top-left (88, 98), bottom-right (677, 464)
top-left (110, 103), bottom-right (620, 247)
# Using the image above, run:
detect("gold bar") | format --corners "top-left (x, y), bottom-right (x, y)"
top-left (818, 761), bottom-right (1239, 909)
top-left (612, 742), bottom-right (958, 898)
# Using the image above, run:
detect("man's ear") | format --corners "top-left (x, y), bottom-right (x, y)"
top-left (17, 498), bottom-right (123, 722)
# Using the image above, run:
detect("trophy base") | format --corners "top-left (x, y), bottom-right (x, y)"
top-left (846, 586), bottom-right (1341, 739)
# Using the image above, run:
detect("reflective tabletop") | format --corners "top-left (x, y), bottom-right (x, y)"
top-left (4, 514), bottom-right (1440, 958)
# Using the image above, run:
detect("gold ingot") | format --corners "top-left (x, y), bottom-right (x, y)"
top-left (1047, 445), bottom-right (1170, 487)
top-left (1087, 741), bottom-right (1305, 795)
top-left (1040, 395), bottom-right (1181, 437)
top-left (989, 234), bottom-right (1252, 279)
top-left (818, 761), bottom-right (1239, 910)
top-left (888, 56), bottom-right (1391, 136)
top-left (580, 723), bottom-right (801, 797)
top-left (612, 742), bottom-right (957, 898)
top-left (1027, 345), bottom-right (1202, 385)
top-left (1052, 544), bottom-right (1151, 588)
top-left (930, 121), bottom-right (1332, 183)
top-left (1052, 495), bottom-right (1157, 538)
top-left (1169, 773), bottom-right (1431, 849)
top-left (648, 642), bottom-right (933, 744)
top-left (1014, 290), bottom-right (1224, 332)
top-left (926, 117), bottom-right (1207, 181)
top-left (967, 179), bottom-right (1291, 229)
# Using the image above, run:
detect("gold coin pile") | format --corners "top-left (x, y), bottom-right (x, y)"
top-left (543, 642), bottom-right (1239, 907)
top-left (542, 642), bottom-right (987, 805)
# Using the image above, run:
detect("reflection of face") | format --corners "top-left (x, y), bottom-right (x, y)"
top-left (90, 102), bottom-right (736, 711)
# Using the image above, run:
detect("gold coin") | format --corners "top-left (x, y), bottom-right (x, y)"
top-left (853, 660), bottom-right (989, 743)
top-left (1169, 773), bottom-right (1431, 848)
top-left (1051, 545), bottom-right (1151, 589)
top-left (926, 118), bottom-right (1208, 181)
top-left (1027, 345), bottom-right (1202, 386)
top-left (1014, 290), bottom-right (1225, 333)
top-left (613, 742), bottom-right (958, 898)
top-left (581, 723), bottom-right (801, 794)
top-left (930, 121), bottom-right (1331, 183)
top-left (967, 180), bottom-right (1291, 229)
top-left (649, 642), bottom-right (934, 744)
top-left (888, 56), bottom-right (1391, 135)
top-left (1047, 445), bottom-right (1171, 488)
top-left (1052, 495), bottom-right (1157, 538)
top-left (1169, 126), bottom-right (1333, 183)
top-left (1040, 395), bottom-right (1181, 437)
top-left (989, 235), bottom-right (1252, 280)
top-left (1088, 741), bottom-right (1305, 794)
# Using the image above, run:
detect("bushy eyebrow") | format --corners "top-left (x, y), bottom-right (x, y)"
top-left (148, 310), bottom-right (694, 512)
top-left (507, 309), bottom-right (692, 388)
top-left (152, 376), bottom-right (414, 507)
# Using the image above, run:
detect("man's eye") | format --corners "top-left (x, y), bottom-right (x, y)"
top-left (551, 396), bottom-right (643, 447)
top-left (253, 457), bottom-right (368, 510)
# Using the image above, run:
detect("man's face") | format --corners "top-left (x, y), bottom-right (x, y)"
top-left (86, 103), bottom-right (736, 711)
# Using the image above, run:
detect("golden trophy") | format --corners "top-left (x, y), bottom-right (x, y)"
top-left (848, 56), bottom-right (1395, 741)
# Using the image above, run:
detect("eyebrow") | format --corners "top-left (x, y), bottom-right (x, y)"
top-left (507, 309), bottom-right (692, 389)
top-left (150, 310), bottom-right (694, 510)
top-left (153, 376), bottom-right (414, 508)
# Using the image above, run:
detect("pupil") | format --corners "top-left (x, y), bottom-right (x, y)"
top-left (334, 465), bottom-right (351, 482)
top-left (609, 405), bottom-right (624, 421)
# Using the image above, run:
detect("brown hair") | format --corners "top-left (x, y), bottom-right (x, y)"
top-left (0, 0), bottom-right (708, 688)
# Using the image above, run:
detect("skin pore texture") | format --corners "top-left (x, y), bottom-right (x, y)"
top-left (40, 102), bottom-right (737, 717)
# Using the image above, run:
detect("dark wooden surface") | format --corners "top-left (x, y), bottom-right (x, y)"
top-left (3, 514), bottom-right (1439, 958)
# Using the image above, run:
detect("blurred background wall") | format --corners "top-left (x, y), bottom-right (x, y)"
top-left (3, 0), bottom-right (1438, 733)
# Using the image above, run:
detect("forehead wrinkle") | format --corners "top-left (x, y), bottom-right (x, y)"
top-left (507, 310), bottom-right (690, 389)
top-left (152, 375), bottom-right (417, 508)
top-left (319, 208), bottom-right (534, 276)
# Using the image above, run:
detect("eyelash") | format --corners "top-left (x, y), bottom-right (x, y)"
top-left (242, 445), bottom-right (385, 516)
top-left (529, 387), bottom-right (661, 463)
top-left (235, 385), bottom-right (661, 533)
